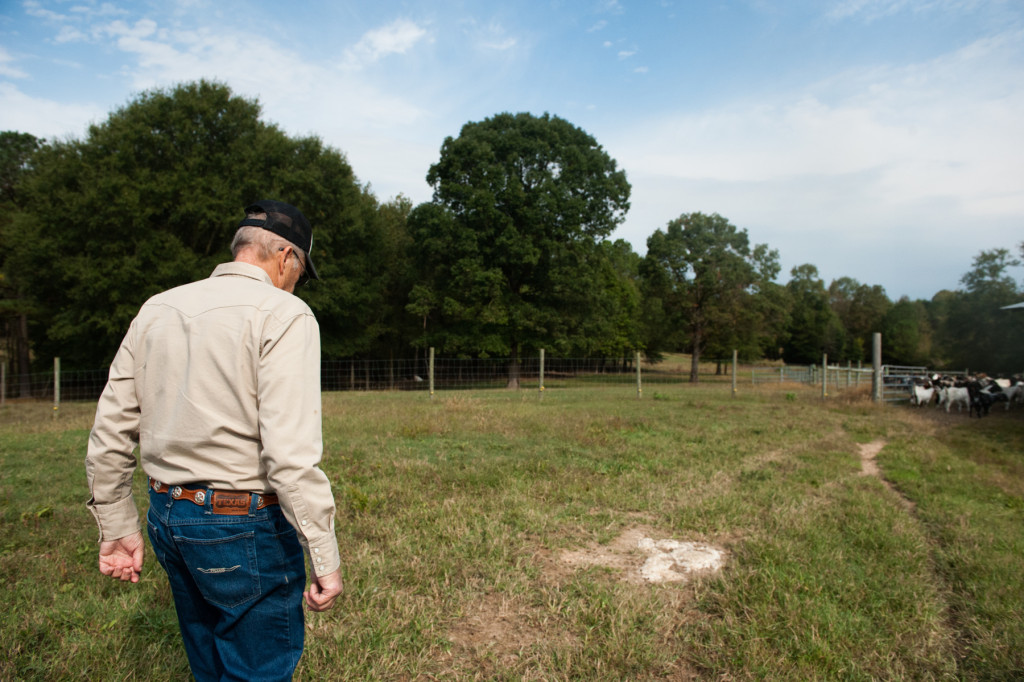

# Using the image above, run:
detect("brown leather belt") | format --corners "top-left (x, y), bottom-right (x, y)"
top-left (150, 479), bottom-right (279, 516)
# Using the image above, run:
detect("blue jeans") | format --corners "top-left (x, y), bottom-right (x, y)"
top-left (147, 487), bottom-right (307, 682)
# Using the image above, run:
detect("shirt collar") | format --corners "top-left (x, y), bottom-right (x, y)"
top-left (211, 261), bottom-right (274, 286)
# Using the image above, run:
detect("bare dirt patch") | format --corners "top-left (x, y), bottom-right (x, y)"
top-left (446, 525), bottom-right (722, 676)
top-left (558, 525), bottom-right (727, 585)
top-left (858, 439), bottom-right (916, 513)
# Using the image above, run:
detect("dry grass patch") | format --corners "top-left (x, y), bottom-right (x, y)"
top-left (447, 591), bottom-right (579, 666)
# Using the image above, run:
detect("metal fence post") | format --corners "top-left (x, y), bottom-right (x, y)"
top-left (539, 348), bottom-right (545, 399)
top-left (822, 353), bottom-right (828, 399)
top-left (732, 350), bottom-right (738, 397)
top-left (53, 357), bottom-right (61, 418)
top-left (872, 334), bottom-right (882, 402)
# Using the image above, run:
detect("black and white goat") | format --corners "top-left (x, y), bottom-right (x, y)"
top-left (968, 380), bottom-right (1008, 418)
top-left (987, 377), bottom-right (1023, 410)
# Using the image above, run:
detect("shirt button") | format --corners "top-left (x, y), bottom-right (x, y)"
top-left (301, 520), bottom-right (308, 526)
top-left (314, 548), bottom-right (320, 554)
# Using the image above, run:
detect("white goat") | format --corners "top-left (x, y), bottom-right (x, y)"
top-left (911, 384), bottom-right (935, 407)
top-left (939, 385), bottom-right (970, 413)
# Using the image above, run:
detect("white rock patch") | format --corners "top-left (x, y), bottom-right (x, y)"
top-left (637, 538), bottom-right (725, 583)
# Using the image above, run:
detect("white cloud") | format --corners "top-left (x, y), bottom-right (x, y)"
top-left (341, 19), bottom-right (428, 70)
top-left (479, 36), bottom-right (517, 51)
top-left (86, 16), bottom-right (424, 124)
top-left (596, 0), bottom-right (625, 15)
top-left (617, 49), bottom-right (635, 59)
top-left (0, 47), bottom-right (28, 78)
top-left (54, 25), bottom-right (88, 43)
top-left (603, 29), bottom-right (1024, 296)
top-left (827, 0), bottom-right (986, 22)
top-left (65, 13), bottom-right (430, 198)
top-left (461, 19), bottom-right (521, 53)
top-left (70, 3), bottom-right (129, 18)
top-left (614, 31), bottom-right (1024, 214)
top-left (0, 82), bottom-right (106, 138)
top-left (23, 0), bottom-right (67, 22)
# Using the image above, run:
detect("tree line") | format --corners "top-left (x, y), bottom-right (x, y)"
top-left (1, 80), bottom-right (1021, 392)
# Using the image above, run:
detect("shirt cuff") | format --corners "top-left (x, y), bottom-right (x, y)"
top-left (306, 533), bottom-right (341, 577)
top-left (86, 495), bottom-right (141, 542)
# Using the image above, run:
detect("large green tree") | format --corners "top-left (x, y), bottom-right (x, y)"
top-left (0, 131), bottom-right (41, 206)
top-left (574, 239), bottom-right (644, 358)
top-left (7, 80), bottom-right (384, 367)
top-left (828, 277), bottom-right (891, 362)
top-left (881, 297), bottom-right (933, 366)
top-left (641, 212), bottom-right (779, 382)
top-left (783, 264), bottom-right (846, 364)
top-left (940, 248), bottom-right (1023, 373)
top-left (410, 112), bottom-right (631, 386)
top-left (0, 131), bottom-right (43, 396)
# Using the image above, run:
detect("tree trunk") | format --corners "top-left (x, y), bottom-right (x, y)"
top-left (507, 341), bottom-right (521, 389)
top-left (17, 313), bottom-right (31, 398)
top-left (689, 328), bottom-right (702, 384)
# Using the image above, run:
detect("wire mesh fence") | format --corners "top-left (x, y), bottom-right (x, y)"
top-left (3, 355), bottom-right (840, 405)
top-left (323, 356), bottom-right (650, 392)
top-left (1, 366), bottom-right (110, 403)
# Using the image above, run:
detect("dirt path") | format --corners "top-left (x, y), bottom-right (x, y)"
top-left (858, 439), bottom-right (916, 513)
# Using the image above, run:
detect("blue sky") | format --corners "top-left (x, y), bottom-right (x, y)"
top-left (2, 0), bottom-right (1022, 300)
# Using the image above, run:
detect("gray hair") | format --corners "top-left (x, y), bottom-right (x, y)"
top-left (231, 225), bottom-right (295, 261)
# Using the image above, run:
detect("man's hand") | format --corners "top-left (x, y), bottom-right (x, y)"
top-left (304, 569), bottom-right (342, 612)
top-left (99, 531), bottom-right (144, 583)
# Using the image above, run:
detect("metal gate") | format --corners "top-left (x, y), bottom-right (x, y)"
top-left (880, 365), bottom-right (929, 403)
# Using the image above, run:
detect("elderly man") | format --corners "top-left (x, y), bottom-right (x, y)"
top-left (86, 200), bottom-right (342, 681)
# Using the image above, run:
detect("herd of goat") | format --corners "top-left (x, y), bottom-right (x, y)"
top-left (907, 374), bottom-right (1023, 418)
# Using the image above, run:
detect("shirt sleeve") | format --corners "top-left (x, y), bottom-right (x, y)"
top-left (85, 323), bottom-right (142, 541)
top-left (257, 309), bottom-right (341, 577)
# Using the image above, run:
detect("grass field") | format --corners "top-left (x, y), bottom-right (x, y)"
top-left (2, 382), bottom-right (1022, 680)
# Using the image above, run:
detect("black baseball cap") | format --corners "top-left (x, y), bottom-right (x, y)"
top-left (237, 199), bottom-right (319, 281)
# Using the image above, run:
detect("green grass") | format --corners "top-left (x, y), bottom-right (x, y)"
top-left (1, 384), bottom-right (1022, 680)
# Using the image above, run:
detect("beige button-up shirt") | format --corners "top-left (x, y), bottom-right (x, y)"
top-left (86, 262), bottom-right (340, 577)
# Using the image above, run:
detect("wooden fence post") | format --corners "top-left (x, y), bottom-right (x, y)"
top-left (635, 351), bottom-right (642, 399)
top-left (429, 347), bottom-right (435, 400)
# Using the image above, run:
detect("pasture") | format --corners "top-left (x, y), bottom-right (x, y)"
top-left (1, 382), bottom-right (1022, 680)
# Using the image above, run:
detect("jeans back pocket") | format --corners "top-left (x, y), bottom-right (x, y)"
top-left (174, 530), bottom-right (261, 608)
